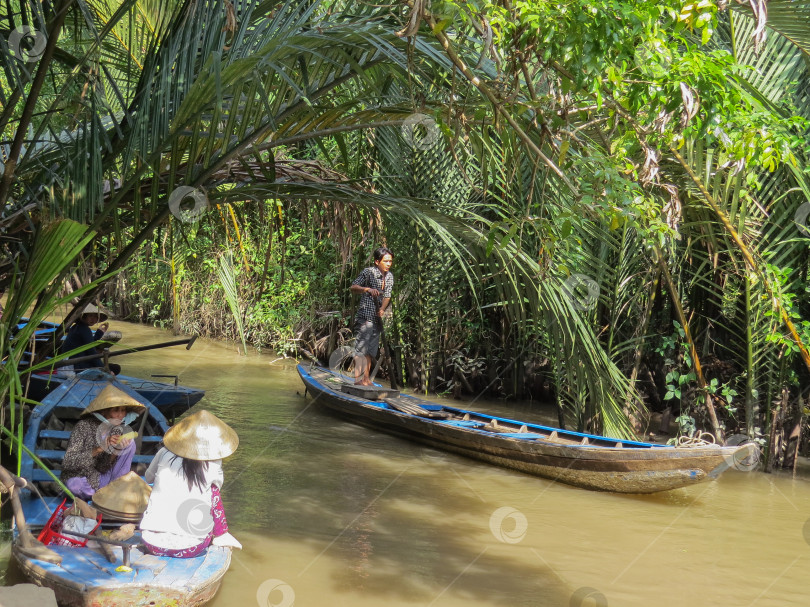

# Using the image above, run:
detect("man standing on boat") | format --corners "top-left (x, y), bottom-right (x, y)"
top-left (349, 247), bottom-right (394, 386)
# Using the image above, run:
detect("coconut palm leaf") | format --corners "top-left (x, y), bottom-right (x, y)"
top-left (734, 0), bottom-right (810, 58)
top-left (217, 250), bottom-right (248, 354)
top-left (0, 219), bottom-right (97, 472)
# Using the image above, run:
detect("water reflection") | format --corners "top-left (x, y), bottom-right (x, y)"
top-left (3, 323), bottom-right (810, 606)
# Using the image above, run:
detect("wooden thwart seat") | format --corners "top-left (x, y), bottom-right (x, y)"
top-left (34, 449), bottom-right (153, 464)
top-left (39, 429), bottom-right (162, 443)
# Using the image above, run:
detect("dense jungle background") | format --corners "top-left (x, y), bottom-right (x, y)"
top-left (2, 0), bottom-right (810, 470)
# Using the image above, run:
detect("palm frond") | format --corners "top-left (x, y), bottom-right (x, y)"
top-left (217, 250), bottom-right (248, 354)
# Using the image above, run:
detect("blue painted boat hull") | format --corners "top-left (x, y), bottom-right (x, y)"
top-left (26, 370), bottom-right (204, 419)
top-left (298, 364), bottom-right (755, 493)
top-left (16, 319), bottom-right (204, 418)
top-left (13, 375), bottom-right (231, 606)
top-left (15, 497), bottom-right (231, 607)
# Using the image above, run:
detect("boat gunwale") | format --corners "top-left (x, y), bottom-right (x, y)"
top-left (19, 373), bottom-right (172, 497)
top-left (299, 365), bottom-right (738, 457)
top-left (11, 541), bottom-right (232, 607)
top-left (304, 385), bottom-right (734, 468)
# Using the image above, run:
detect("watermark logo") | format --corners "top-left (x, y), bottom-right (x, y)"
top-left (176, 498), bottom-right (213, 535)
top-left (256, 578), bottom-right (295, 607)
top-left (803, 518), bottom-right (810, 547)
top-left (95, 422), bottom-right (135, 456)
top-left (562, 274), bottom-right (600, 311)
top-left (8, 26), bottom-right (47, 64)
top-left (794, 202), bottom-right (810, 238)
top-left (489, 506), bottom-right (528, 544)
top-left (570, 586), bottom-right (608, 607)
top-left (328, 345), bottom-right (355, 374)
top-left (169, 185), bottom-right (208, 223)
top-left (401, 113), bottom-right (440, 151)
top-left (722, 434), bottom-right (760, 472)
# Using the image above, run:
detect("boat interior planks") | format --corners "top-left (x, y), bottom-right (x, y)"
top-left (12, 375), bottom-right (232, 607)
top-left (15, 520), bottom-right (231, 607)
top-left (19, 374), bottom-right (169, 488)
top-left (298, 363), bottom-right (757, 494)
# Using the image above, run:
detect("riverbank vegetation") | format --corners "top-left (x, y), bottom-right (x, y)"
top-left (2, 1), bottom-right (809, 469)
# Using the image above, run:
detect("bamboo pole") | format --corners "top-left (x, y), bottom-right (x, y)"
top-left (31, 336), bottom-right (197, 371)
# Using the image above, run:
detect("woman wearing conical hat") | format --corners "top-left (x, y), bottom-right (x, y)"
top-left (61, 303), bottom-right (121, 375)
top-left (140, 410), bottom-right (241, 558)
top-left (61, 385), bottom-right (145, 500)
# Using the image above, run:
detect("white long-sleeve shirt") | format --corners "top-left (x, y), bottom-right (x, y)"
top-left (140, 447), bottom-right (223, 549)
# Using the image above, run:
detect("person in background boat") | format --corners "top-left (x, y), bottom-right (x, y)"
top-left (61, 385), bottom-right (144, 500)
top-left (61, 303), bottom-right (121, 375)
top-left (140, 409), bottom-right (242, 558)
top-left (349, 246), bottom-right (394, 386)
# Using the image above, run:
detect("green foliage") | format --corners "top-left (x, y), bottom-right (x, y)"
top-left (217, 252), bottom-right (248, 355)
top-left (3, 0), bottom-right (810, 448)
top-left (0, 219), bottom-right (98, 480)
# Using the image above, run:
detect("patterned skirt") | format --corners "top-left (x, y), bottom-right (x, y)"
top-left (142, 485), bottom-right (229, 559)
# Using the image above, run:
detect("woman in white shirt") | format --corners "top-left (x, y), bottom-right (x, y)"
top-left (140, 410), bottom-right (241, 558)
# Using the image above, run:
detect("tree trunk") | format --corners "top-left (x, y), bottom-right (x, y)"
top-left (765, 387), bottom-right (790, 472)
top-left (782, 396), bottom-right (802, 470)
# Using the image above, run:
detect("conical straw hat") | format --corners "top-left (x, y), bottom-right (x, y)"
top-left (81, 384), bottom-right (146, 416)
top-left (91, 471), bottom-right (152, 515)
top-left (163, 409), bottom-right (238, 461)
top-left (82, 303), bottom-right (108, 323)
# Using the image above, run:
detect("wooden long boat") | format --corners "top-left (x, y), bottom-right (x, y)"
top-left (15, 319), bottom-right (205, 418)
top-left (12, 374), bottom-right (232, 607)
top-left (298, 363), bottom-right (756, 494)
top-left (26, 369), bottom-right (205, 420)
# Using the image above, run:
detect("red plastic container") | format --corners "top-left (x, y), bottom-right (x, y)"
top-left (37, 498), bottom-right (102, 547)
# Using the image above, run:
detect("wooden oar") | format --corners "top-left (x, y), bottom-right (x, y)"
top-left (0, 465), bottom-right (62, 564)
top-left (47, 529), bottom-right (143, 567)
top-left (47, 336), bottom-right (198, 369)
top-left (369, 326), bottom-right (385, 382)
top-left (369, 292), bottom-right (388, 383)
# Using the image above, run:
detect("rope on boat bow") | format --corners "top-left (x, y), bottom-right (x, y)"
top-left (676, 432), bottom-right (718, 447)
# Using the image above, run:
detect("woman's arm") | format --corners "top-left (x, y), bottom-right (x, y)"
top-left (206, 460), bottom-right (225, 489)
top-left (144, 447), bottom-right (165, 484)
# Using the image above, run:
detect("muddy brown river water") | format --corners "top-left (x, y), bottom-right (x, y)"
top-left (3, 322), bottom-right (810, 606)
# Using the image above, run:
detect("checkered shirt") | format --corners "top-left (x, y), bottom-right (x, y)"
top-left (352, 266), bottom-right (394, 323)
